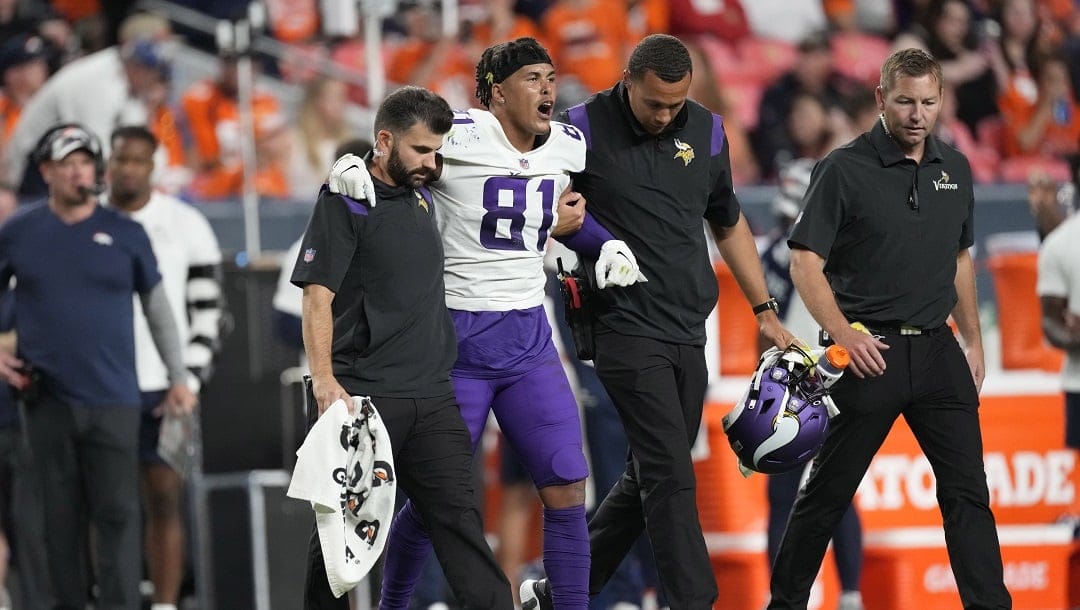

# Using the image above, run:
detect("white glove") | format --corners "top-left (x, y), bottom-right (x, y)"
top-left (595, 240), bottom-right (648, 289)
top-left (328, 153), bottom-right (377, 206)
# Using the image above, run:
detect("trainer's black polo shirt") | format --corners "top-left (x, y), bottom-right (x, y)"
top-left (560, 82), bottom-right (741, 345)
top-left (291, 183), bottom-right (456, 398)
top-left (788, 120), bottom-right (975, 329)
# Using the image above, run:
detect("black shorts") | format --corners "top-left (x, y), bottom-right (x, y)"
top-left (138, 390), bottom-right (169, 465)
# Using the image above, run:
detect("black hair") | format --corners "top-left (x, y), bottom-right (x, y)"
top-left (626, 34), bottom-right (692, 84)
top-left (373, 86), bottom-right (453, 137)
top-left (110, 125), bottom-right (158, 151)
top-left (474, 37), bottom-right (553, 107)
top-left (334, 137), bottom-right (375, 159)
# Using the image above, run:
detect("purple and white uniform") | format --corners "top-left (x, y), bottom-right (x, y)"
top-left (435, 108), bottom-right (589, 487)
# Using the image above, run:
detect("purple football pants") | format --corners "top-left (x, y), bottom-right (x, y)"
top-left (380, 312), bottom-right (590, 609)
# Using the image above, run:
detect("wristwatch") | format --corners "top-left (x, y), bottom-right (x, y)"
top-left (752, 297), bottom-right (780, 316)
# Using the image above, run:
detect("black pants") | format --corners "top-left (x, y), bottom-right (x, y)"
top-left (588, 332), bottom-right (717, 609)
top-left (766, 467), bottom-right (862, 591)
top-left (0, 424), bottom-right (55, 608)
top-left (303, 392), bottom-right (510, 609)
top-left (25, 394), bottom-right (142, 610)
top-left (768, 329), bottom-right (1011, 609)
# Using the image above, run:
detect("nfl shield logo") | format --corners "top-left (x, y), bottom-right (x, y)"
top-left (519, 158), bottom-right (530, 170)
top-left (303, 248), bottom-right (316, 263)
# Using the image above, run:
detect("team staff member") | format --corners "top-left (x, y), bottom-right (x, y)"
top-left (524, 34), bottom-right (792, 608)
top-left (768, 48), bottom-right (1011, 609)
top-left (0, 123), bottom-right (195, 610)
top-left (106, 125), bottom-right (225, 610)
top-left (292, 86), bottom-right (511, 609)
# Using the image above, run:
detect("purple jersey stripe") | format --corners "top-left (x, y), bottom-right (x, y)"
top-left (566, 103), bottom-right (592, 150)
top-left (711, 113), bottom-right (727, 157)
top-left (341, 194), bottom-right (370, 216)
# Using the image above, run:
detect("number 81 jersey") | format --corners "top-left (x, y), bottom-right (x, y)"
top-left (434, 108), bottom-right (586, 311)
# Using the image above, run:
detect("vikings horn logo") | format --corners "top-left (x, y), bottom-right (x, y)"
top-left (673, 138), bottom-right (695, 166)
top-left (753, 410), bottom-right (801, 468)
top-left (356, 519), bottom-right (381, 545)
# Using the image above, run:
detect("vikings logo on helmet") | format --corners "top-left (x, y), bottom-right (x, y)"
top-left (722, 344), bottom-right (835, 474)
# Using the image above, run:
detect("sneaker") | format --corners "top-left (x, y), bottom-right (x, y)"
top-left (520, 578), bottom-right (553, 610)
top-left (837, 591), bottom-right (864, 610)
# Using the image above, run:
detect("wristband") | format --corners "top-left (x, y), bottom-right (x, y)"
top-left (753, 297), bottom-right (780, 316)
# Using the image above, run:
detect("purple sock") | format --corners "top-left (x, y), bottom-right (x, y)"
top-left (379, 500), bottom-right (433, 609)
top-left (543, 505), bottom-right (591, 610)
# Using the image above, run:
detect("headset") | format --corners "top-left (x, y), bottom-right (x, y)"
top-left (33, 123), bottom-right (106, 194)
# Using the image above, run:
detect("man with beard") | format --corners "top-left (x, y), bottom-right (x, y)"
top-left (327, 37), bottom-right (646, 609)
top-left (0, 123), bottom-right (195, 610)
top-left (293, 86), bottom-right (513, 610)
top-left (105, 125), bottom-right (224, 610)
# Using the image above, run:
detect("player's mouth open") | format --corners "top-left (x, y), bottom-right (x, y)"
top-left (538, 101), bottom-right (554, 118)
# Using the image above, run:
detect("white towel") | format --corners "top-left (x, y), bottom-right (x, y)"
top-left (287, 397), bottom-right (396, 597)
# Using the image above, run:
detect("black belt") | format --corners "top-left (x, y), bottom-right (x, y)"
top-left (861, 323), bottom-right (947, 336)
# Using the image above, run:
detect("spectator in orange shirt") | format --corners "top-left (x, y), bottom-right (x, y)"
top-left (1000, 51), bottom-right (1080, 159)
top-left (180, 53), bottom-right (291, 201)
top-left (0, 34), bottom-right (49, 174)
top-left (542, 0), bottom-right (629, 97)
top-left (387, 0), bottom-right (475, 109)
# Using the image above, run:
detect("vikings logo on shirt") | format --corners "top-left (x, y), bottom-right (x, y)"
top-left (415, 191), bottom-right (428, 213)
top-left (674, 138), bottom-right (695, 166)
top-left (933, 170), bottom-right (958, 191)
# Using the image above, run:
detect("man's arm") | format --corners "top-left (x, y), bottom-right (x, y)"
top-left (951, 247), bottom-right (985, 392)
top-left (708, 213), bottom-right (792, 350)
top-left (1040, 296), bottom-right (1080, 350)
top-left (790, 247), bottom-right (889, 378)
top-left (302, 283), bottom-right (351, 415)
top-left (140, 283), bottom-right (198, 413)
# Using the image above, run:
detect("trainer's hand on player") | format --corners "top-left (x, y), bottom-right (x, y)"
top-left (328, 154), bottom-right (377, 205)
top-left (551, 188), bottom-right (586, 237)
top-left (158, 382), bottom-right (198, 416)
top-left (312, 374), bottom-right (353, 417)
top-left (595, 240), bottom-right (648, 289)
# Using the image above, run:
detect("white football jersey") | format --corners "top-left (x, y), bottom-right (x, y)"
top-left (111, 192), bottom-right (223, 391)
top-left (435, 108), bottom-right (586, 310)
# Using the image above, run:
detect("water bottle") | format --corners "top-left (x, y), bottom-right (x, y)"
top-left (813, 344), bottom-right (850, 389)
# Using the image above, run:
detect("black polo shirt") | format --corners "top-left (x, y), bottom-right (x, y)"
top-left (291, 183), bottom-right (456, 398)
top-left (560, 82), bottom-right (741, 346)
top-left (788, 120), bottom-right (975, 329)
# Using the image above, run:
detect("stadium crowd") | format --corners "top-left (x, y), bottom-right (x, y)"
top-left (1, 1), bottom-right (1080, 609)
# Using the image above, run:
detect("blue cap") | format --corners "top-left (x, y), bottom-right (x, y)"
top-left (0, 34), bottom-right (48, 74)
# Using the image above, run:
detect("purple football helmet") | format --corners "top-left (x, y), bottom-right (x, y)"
top-left (722, 345), bottom-right (833, 474)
